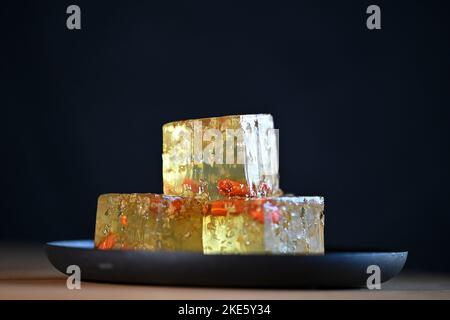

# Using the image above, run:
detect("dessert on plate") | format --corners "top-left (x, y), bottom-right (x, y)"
top-left (94, 114), bottom-right (325, 254)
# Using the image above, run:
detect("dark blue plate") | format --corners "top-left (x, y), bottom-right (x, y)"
top-left (45, 240), bottom-right (407, 288)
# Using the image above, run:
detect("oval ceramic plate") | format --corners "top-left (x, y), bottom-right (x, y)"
top-left (45, 240), bottom-right (407, 288)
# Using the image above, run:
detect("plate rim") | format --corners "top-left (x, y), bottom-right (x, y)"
top-left (45, 239), bottom-right (409, 257)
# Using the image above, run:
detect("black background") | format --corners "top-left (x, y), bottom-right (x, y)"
top-left (1, 0), bottom-right (449, 272)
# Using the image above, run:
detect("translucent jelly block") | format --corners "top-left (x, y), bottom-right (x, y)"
top-left (94, 194), bottom-right (204, 251)
top-left (162, 114), bottom-right (281, 200)
top-left (202, 197), bottom-right (324, 254)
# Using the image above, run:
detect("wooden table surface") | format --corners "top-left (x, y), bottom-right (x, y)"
top-left (1, 242), bottom-right (449, 300)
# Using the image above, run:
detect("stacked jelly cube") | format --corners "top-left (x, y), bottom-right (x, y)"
top-left (95, 114), bottom-right (324, 254)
